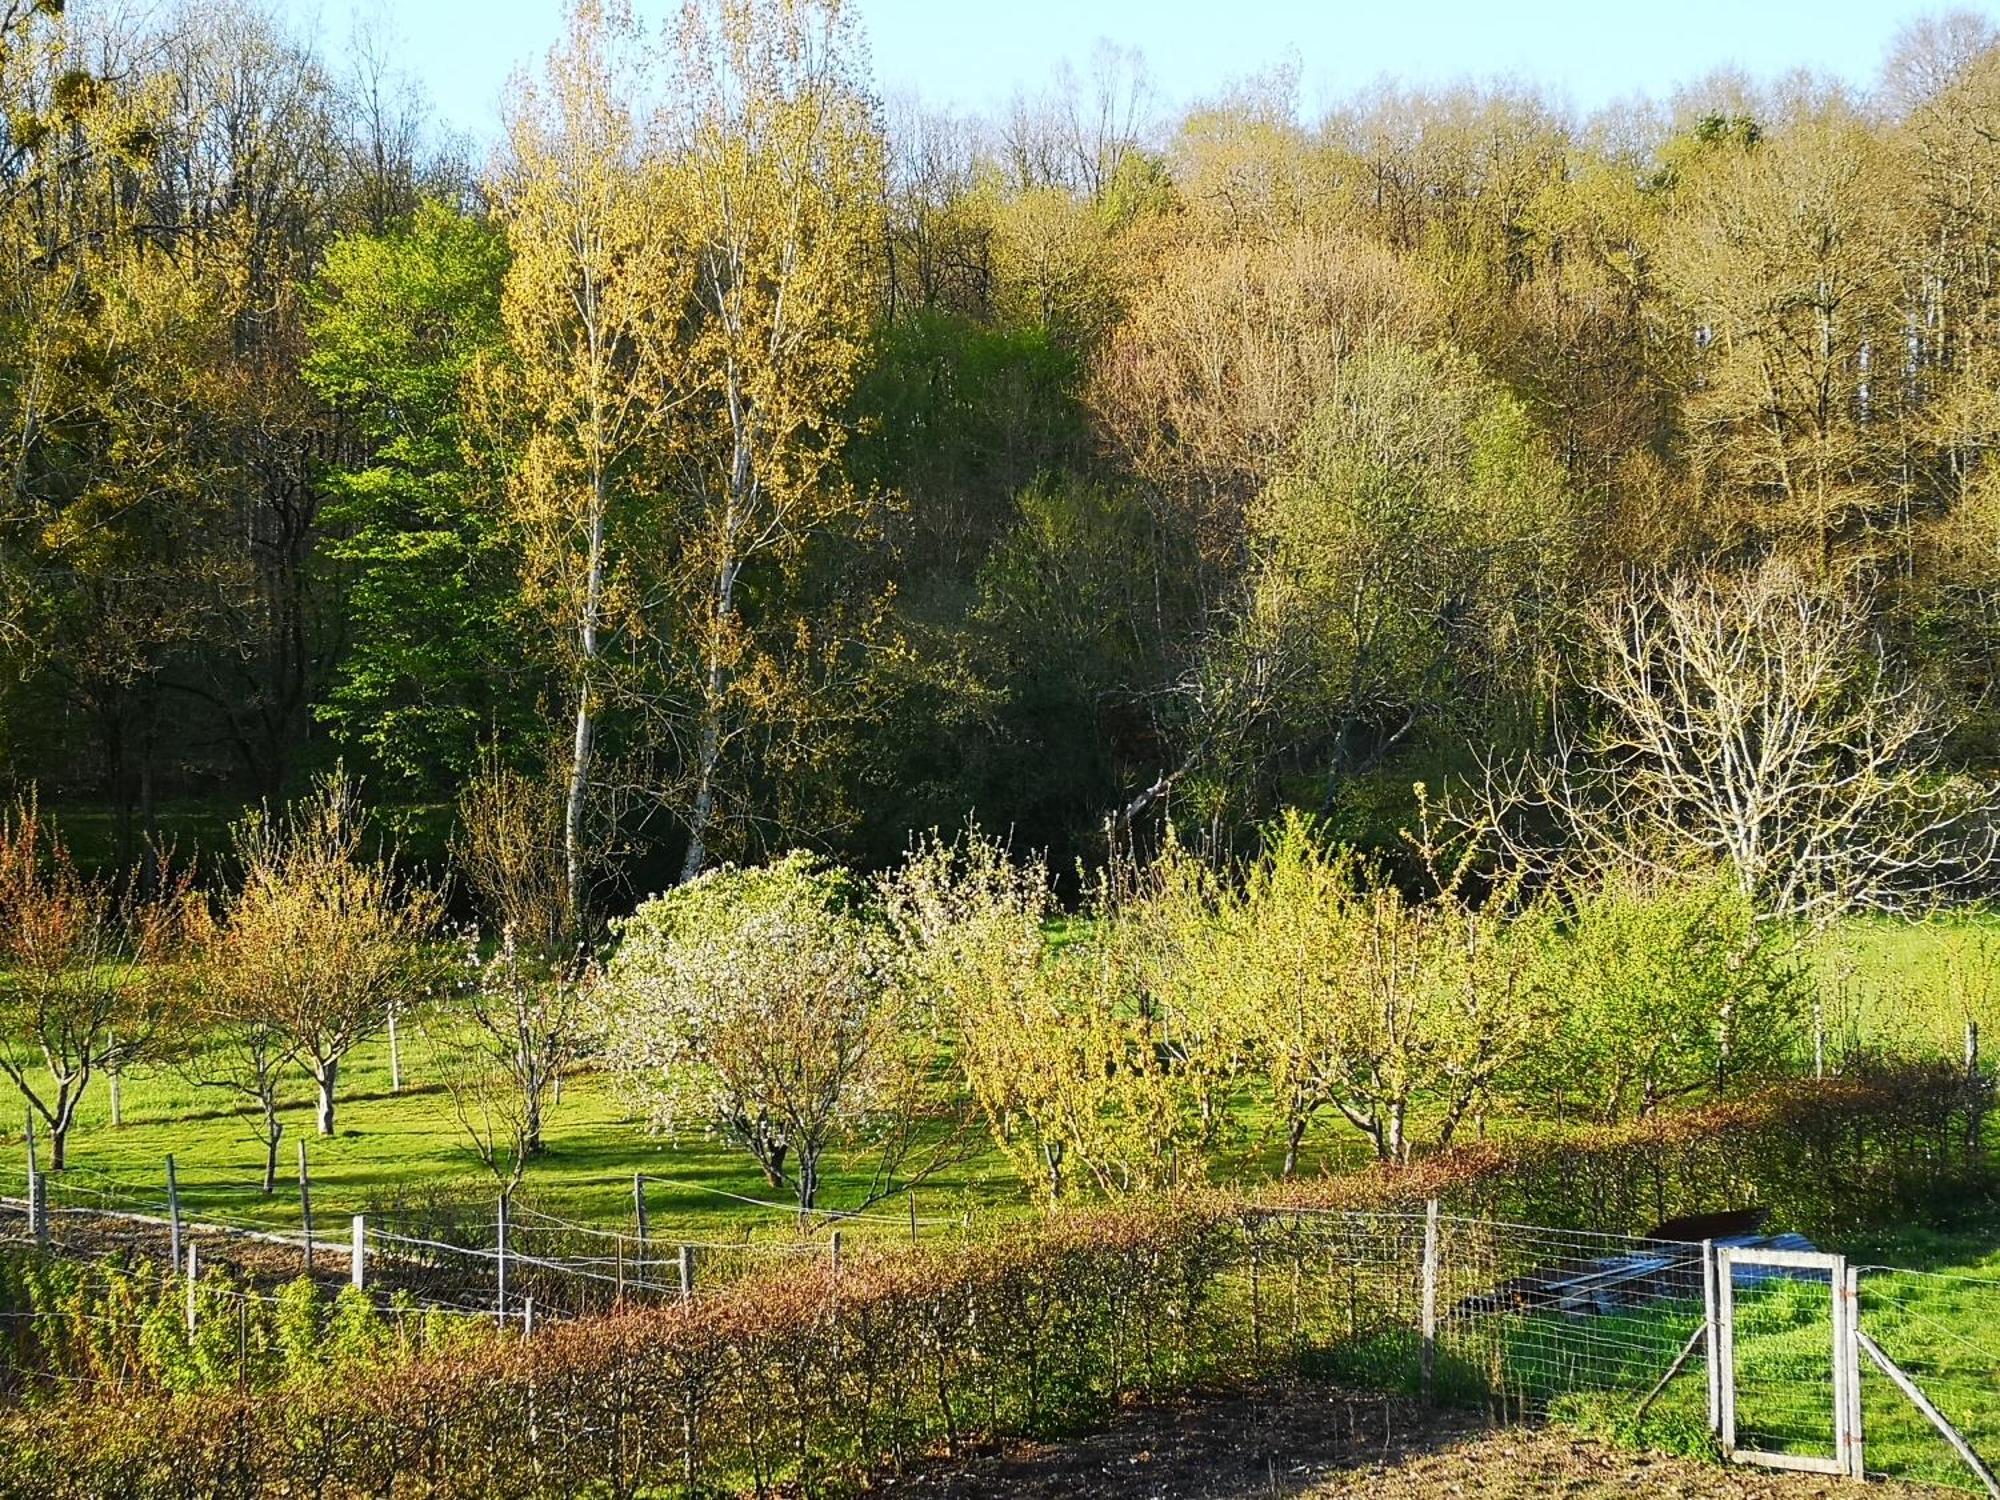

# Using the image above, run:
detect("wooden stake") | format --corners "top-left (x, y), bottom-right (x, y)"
top-left (1702, 1240), bottom-right (1721, 1438)
top-left (1634, 1321), bottom-right (1709, 1426)
top-left (297, 1139), bottom-right (314, 1272)
top-left (166, 1153), bottom-right (182, 1272)
top-left (495, 1194), bottom-right (509, 1325)
top-left (632, 1173), bottom-right (649, 1267)
top-left (25, 1111), bottom-right (46, 1248)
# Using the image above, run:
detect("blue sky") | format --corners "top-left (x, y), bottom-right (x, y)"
top-left (312, 0), bottom-right (1993, 140)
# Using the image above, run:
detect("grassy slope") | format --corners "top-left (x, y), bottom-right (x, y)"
top-left (5, 1032), bottom-right (1029, 1244)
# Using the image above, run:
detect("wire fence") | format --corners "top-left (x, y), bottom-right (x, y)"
top-left (4, 1172), bottom-right (1998, 1494)
top-left (0, 1157), bottom-right (890, 1327)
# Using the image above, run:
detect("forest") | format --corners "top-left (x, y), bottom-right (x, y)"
top-left (9, 1), bottom-right (2000, 1494)
top-left (5, 0), bottom-right (2000, 904)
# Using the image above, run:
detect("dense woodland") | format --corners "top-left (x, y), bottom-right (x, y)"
top-left (6, 0), bottom-right (2000, 904)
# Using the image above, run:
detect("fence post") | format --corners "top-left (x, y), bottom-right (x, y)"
top-left (1702, 1239), bottom-right (1720, 1440)
top-left (28, 1167), bottom-right (47, 1249)
top-left (1249, 1217), bottom-right (1263, 1362)
top-left (387, 1004), bottom-right (402, 1093)
top-left (350, 1214), bottom-right (366, 1290)
top-left (495, 1194), bottom-right (509, 1325)
top-left (166, 1153), bottom-right (182, 1271)
top-left (1715, 1247), bottom-right (1738, 1456)
top-left (185, 1241), bottom-right (198, 1335)
top-left (297, 1140), bottom-right (314, 1272)
top-left (633, 1173), bottom-right (649, 1274)
top-left (522, 1296), bottom-right (534, 1340)
top-left (1840, 1261), bottom-right (1865, 1480)
top-left (24, 1111), bottom-right (46, 1248)
top-left (1420, 1199), bottom-right (1439, 1403)
top-left (829, 1229), bottom-right (843, 1274)
top-left (677, 1243), bottom-right (693, 1302)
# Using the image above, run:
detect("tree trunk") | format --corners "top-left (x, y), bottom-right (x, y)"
top-left (314, 1059), bottom-right (339, 1136)
top-left (565, 483), bottom-right (607, 923)
top-left (680, 556), bottom-right (740, 884)
top-left (1282, 1115), bottom-right (1307, 1178)
top-left (263, 1111), bottom-right (283, 1195)
top-left (47, 1079), bottom-right (79, 1171)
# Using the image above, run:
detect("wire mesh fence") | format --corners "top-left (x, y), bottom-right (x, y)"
top-left (4, 1167), bottom-right (1999, 1495)
top-left (0, 1157), bottom-right (938, 1328)
top-left (1854, 1266), bottom-right (2000, 1492)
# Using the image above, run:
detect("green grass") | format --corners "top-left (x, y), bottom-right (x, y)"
top-left (2, 1032), bottom-right (1027, 1246)
top-left (1815, 909), bottom-right (2000, 1064)
top-left (2, 908), bottom-right (1994, 1266)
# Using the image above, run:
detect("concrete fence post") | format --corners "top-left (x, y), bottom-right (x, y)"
top-left (1419, 1200), bottom-right (1440, 1403)
top-left (496, 1194), bottom-right (509, 1325)
top-left (351, 1214), bottom-right (366, 1290)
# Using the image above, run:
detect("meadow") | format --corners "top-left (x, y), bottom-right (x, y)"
top-left (10, 907), bottom-right (1996, 1251)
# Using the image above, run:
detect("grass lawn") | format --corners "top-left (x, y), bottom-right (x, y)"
top-left (1, 1031), bottom-right (1029, 1247)
top-left (1815, 910), bottom-right (2000, 1065)
top-left (1, 1033), bottom-right (1410, 1248)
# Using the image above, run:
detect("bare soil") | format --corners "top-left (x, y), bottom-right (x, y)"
top-left (877, 1384), bottom-right (1940, 1498)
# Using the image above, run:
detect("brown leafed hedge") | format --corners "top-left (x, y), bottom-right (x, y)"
top-left (0, 1064), bottom-right (1983, 1500)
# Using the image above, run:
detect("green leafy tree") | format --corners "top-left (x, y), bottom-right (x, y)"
top-left (305, 201), bottom-right (531, 798)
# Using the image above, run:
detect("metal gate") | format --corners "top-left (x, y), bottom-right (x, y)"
top-left (1710, 1245), bottom-right (1861, 1478)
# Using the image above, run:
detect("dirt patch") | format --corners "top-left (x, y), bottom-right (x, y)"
top-left (877, 1384), bottom-right (1938, 1498)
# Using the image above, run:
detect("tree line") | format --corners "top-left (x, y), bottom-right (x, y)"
top-left (7, 1), bottom-right (2000, 896)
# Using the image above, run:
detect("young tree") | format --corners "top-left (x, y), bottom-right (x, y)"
top-left (601, 852), bottom-right (940, 1211)
top-left (452, 741), bottom-right (582, 958)
top-left (217, 772), bottom-right (442, 1136)
top-left (884, 829), bottom-right (1203, 1198)
top-left (1526, 870), bottom-right (1803, 1122)
top-left (181, 929), bottom-right (295, 1195)
top-left (427, 932), bottom-right (590, 1195)
top-left (0, 799), bottom-right (188, 1170)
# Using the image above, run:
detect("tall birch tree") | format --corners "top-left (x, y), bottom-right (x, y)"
top-left (490, 0), bottom-right (684, 919)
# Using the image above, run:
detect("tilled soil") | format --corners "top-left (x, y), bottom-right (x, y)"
top-left (877, 1384), bottom-right (1939, 1498)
